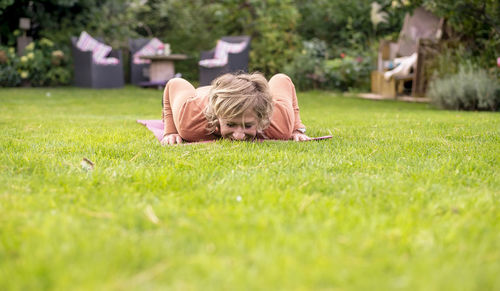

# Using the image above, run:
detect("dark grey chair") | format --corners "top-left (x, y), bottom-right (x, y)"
top-left (71, 36), bottom-right (124, 88)
top-left (199, 36), bottom-right (251, 86)
top-left (129, 38), bottom-right (151, 85)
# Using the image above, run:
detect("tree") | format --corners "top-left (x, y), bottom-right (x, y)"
top-left (417, 0), bottom-right (500, 67)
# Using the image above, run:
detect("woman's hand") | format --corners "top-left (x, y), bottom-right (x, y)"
top-left (292, 130), bottom-right (311, 142)
top-left (161, 134), bottom-right (183, 145)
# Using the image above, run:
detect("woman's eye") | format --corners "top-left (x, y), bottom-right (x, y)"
top-left (245, 125), bottom-right (253, 129)
top-left (227, 123), bottom-right (236, 128)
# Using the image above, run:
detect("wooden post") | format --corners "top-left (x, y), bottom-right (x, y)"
top-left (17, 18), bottom-right (32, 56)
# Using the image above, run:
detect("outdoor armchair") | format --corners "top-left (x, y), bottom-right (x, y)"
top-left (129, 38), bottom-right (172, 86)
top-left (71, 36), bottom-right (124, 89)
top-left (370, 7), bottom-right (443, 98)
top-left (199, 36), bottom-right (251, 86)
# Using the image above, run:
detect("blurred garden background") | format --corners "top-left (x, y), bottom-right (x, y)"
top-left (1, 0), bottom-right (499, 109)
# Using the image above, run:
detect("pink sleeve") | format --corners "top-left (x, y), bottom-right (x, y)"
top-left (162, 83), bottom-right (178, 137)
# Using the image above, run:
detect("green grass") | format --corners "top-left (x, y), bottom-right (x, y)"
top-left (0, 86), bottom-right (499, 291)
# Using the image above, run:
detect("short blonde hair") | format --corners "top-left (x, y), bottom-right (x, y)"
top-left (205, 72), bottom-right (273, 133)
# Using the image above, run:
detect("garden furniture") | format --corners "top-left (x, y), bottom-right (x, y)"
top-left (129, 38), bottom-right (171, 85)
top-left (71, 32), bottom-right (124, 88)
top-left (371, 7), bottom-right (443, 98)
top-left (198, 36), bottom-right (251, 86)
top-left (129, 38), bottom-right (152, 85)
top-left (139, 54), bottom-right (187, 87)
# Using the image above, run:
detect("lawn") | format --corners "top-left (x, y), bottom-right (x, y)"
top-left (0, 86), bottom-right (499, 290)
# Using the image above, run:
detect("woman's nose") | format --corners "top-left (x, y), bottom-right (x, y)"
top-left (232, 128), bottom-right (245, 140)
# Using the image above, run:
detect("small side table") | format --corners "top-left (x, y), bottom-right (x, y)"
top-left (139, 54), bottom-right (188, 83)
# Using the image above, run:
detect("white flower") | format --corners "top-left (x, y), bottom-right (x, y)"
top-left (40, 38), bottom-right (54, 47)
top-left (236, 196), bottom-right (242, 202)
top-left (52, 50), bottom-right (64, 58)
top-left (25, 42), bottom-right (35, 51)
top-left (371, 2), bottom-right (388, 28)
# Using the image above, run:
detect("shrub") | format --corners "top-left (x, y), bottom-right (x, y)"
top-left (294, 0), bottom-right (410, 52)
top-left (284, 39), bottom-right (375, 91)
top-left (421, 0), bottom-right (500, 67)
top-left (246, 1), bottom-right (301, 76)
top-left (428, 64), bottom-right (500, 111)
top-left (324, 53), bottom-right (374, 92)
top-left (0, 38), bottom-right (71, 87)
top-left (283, 39), bottom-right (327, 90)
top-left (0, 47), bottom-right (21, 86)
top-left (0, 65), bottom-right (21, 87)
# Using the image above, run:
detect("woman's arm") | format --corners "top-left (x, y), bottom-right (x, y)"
top-left (161, 84), bottom-right (183, 145)
top-left (161, 78), bottom-right (196, 145)
top-left (291, 104), bottom-right (309, 141)
top-left (291, 85), bottom-right (306, 134)
top-left (162, 85), bottom-right (178, 137)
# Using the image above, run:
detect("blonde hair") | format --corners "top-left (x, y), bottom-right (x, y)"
top-left (204, 72), bottom-right (273, 133)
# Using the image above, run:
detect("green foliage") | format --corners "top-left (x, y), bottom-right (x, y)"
top-left (45, 66), bottom-right (71, 86)
top-left (0, 0), bottom-right (141, 46)
top-left (0, 0), bottom-right (14, 14)
top-left (83, 0), bottom-right (145, 48)
top-left (282, 0), bottom-right (411, 91)
top-left (1, 0), bottom-right (498, 89)
top-left (246, 0), bottom-right (301, 76)
top-left (0, 65), bottom-right (21, 87)
top-left (418, 0), bottom-right (500, 69)
top-left (428, 64), bottom-right (500, 111)
top-left (324, 54), bottom-right (375, 91)
top-left (0, 38), bottom-right (71, 87)
top-left (294, 0), bottom-right (411, 52)
top-left (424, 41), bottom-right (469, 81)
top-left (284, 39), bottom-right (327, 90)
top-left (284, 39), bottom-right (375, 91)
top-left (0, 47), bottom-right (20, 86)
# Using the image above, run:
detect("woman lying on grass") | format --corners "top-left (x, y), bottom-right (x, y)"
top-left (161, 72), bottom-right (310, 145)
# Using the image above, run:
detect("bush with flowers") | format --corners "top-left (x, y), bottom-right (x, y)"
top-left (284, 39), bottom-right (375, 91)
top-left (323, 52), bottom-right (374, 92)
top-left (0, 47), bottom-right (21, 87)
top-left (0, 38), bottom-right (71, 87)
top-left (283, 39), bottom-right (328, 90)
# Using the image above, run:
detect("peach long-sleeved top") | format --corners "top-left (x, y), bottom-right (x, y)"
top-left (162, 74), bottom-right (305, 142)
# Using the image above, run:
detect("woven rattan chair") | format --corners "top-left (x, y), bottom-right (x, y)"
top-left (199, 36), bottom-right (251, 86)
top-left (71, 36), bottom-right (124, 88)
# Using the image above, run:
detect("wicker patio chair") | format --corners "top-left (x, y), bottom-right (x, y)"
top-left (199, 36), bottom-right (251, 86)
top-left (71, 36), bottom-right (124, 89)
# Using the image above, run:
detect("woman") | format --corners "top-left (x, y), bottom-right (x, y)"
top-left (161, 72), bottom-right (310, 145)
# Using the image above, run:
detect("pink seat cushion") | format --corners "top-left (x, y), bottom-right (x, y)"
top-left (199, 40), bottom-right (247, 68)
top-left (133, 38), bottom-right (164, 65)
top-left (76, 31), bottom-right (117, 65)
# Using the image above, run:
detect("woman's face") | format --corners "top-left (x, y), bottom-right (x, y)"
top-left (218, 110), bottom-right (258, 141)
